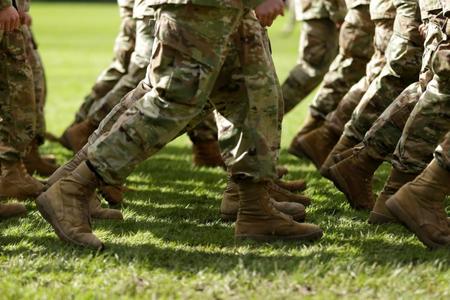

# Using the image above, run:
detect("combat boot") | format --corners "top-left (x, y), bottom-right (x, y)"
top-left (234, 178), bottom-right (323, 242)
top-left (267, 181), bottom-right (311, 206)
top-left (368, 168), bottom-right (418, 224)
top-left (99, 185), bottom-right (127, 206)
top-left (288, 114), bottom-right (325, 152)
top-left (320, 136), bottom-right (358, 180)
top-left (386, 160), bottom-right (450, 249)
top-left (220, 179), bottom-right (306, 222)
top-left (328, 148), bottom-right (383, 210)
top-left (47, 147), bottom-right (88, 187)
top-left (192, 140), bottom-right (225, 168)
top-left (24, 140), bottom-right (59, 177)
top-left (299, 114), bottom-right (325, 135)
top-left (274, 178), bottom-right (307, 192)
top-left (36, 161), bottom-right (103, 249)
top-left (0, 203), bottom-right (27, 219)
top-left (288, 124), bottom-right (340, 169)
top-left (89, 193), bottom-right (123, 220)
top-left (0, 160), bottom-right (44, 199)
top-left (60, 119), bottom-right (97, 152)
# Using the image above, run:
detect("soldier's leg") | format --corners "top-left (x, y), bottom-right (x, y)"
top-left (22, 27), bottom-right (59, 176)
top-left (343, 2), bottom-right (423, 144)
top-left (289, 18), bottom-right (393, 169)
top-left (308, 5), bottom-right (374, 120)
top-left (282, 18), bottom-right (339, 113)
top-left (291, 4), bottom-right (374, 138)
top-left (386, 133), bottom-right (450, 249)
top-left (0, 26), bottom-right (44, 199)
top-left (323, 0), bottom-right (422, 167)
top-left (62, 16), bottom-right (154, 152)
top-left (72, 4), bottom-right (136, 124)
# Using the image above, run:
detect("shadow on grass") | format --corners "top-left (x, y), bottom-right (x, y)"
top-left (1, 144), bottom-right (449, 275)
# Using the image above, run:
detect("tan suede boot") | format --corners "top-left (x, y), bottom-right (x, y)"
top-left (0, 160), bottom-right (45, 199)
top-left (235, 179), bottom-right (323, 242)
top-left (89, 194), bottom-right (123, 220)
top-left (36, 161), bottom-right (103, 249)
top-left (220, 179), bottom-right (306, 222)
top-left (47, 147), bottom-right (88, 187)
top-left (386, 160), bottom-right (450, 249)
top-left (274, 178), bottom-right (307, 192)
top-left (0, 203), bottom-right (27, 219)
top-left (328, 148), bottom-right (383, 210)
top-left (301, 114), bottom-right (325, 134)
top-left (59, 119), bottom-right (97, 152)
top-left (288, 124), bottom-right (340, 169)
top-left (99, 185), bottom-right (127, 206)
top-left (24, 140), bottom-right (59, 177)
top-left (192, 140), bottom-right (225, 168)
top-left (368, 168), bottom-right (418, 225)
top-left (320, 136), bottom-right (359, 180)
top-left (288, 114), bottom-right (325, 158)
top-left (267, 181), bottom-right (311, 206)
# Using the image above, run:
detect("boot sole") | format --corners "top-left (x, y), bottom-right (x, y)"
top-left (386, 197), bottom-right (443, 249)
top-left (368, 211), bottom-right (397, 225)
top-left (221, 213), bottom-right (305, 223)
top-left (36, 193), bottom-right (104, 250)
top-left (235, 230), bottom-right (322, 243)
top-left (328, 166), bottom-right (371, 211)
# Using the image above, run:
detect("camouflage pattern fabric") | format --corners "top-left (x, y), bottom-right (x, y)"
top-left (0, 26), bottom-right (36, 161)
top-left (392, 17), bottom-right (450, 174)
top-left (435, 132), bottom-right (450, 171)
top-left (282, 18), bottom-right (339, 113)
top-left (74, 0), bottom-right (136, 123)
top-left (343, 0), bottom-right (422, 142)
top-left (363, 81), bottom-right (422, 161)
top-left (24, 27), bottom-right (47, 144)
top-left (87, 15), bottom-right (155, 127)
top-left (87, 6), bottom-right (280, 185)
top-left (296, 0), bottom-right (347, 22)
top-left (308, 5), bottom-right (375, 119)
top-left (324, 17), bottom-right (394, 136)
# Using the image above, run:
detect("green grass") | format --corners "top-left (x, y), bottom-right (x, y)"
top-left (0, 3), bottom-right (449, 299)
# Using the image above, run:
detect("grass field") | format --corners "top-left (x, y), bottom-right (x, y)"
top-left (0, 3), bottom-right (449, 299)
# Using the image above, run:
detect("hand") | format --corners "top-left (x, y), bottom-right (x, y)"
top-left (0, 6), bottom-right (20, 31)
top-left (255, 0), bottom-right (285, 27)
top-left (19, 11), bottom-right (32, 26)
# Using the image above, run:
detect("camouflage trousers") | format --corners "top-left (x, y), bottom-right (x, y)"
top-left (390, 18), bottom-right (450, 174)
top-left (324, 18), bottom-right (394, 136)
top-left (25, 27), bottom-right (47, 145)
top-left (282, 17), bottom-right (339, 113)
top-left (343, 0), bottom-right (422, 142)
top-left (87, 16), bottom-right (155, 127)
top-left (363, 81), bottom-right (422, 161)
top-left (309, 5), bottom-right (375, 119)
top-left (86, 6), bottom-right (281, 185)
top-left (0, 26), bottom-right (36, 161)
top-left (75, 6), bottom-right (136, 123)
top-left (84, 15), bottom-right (219, 144)
top-left (435, 132), bottom-right (450, 171)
